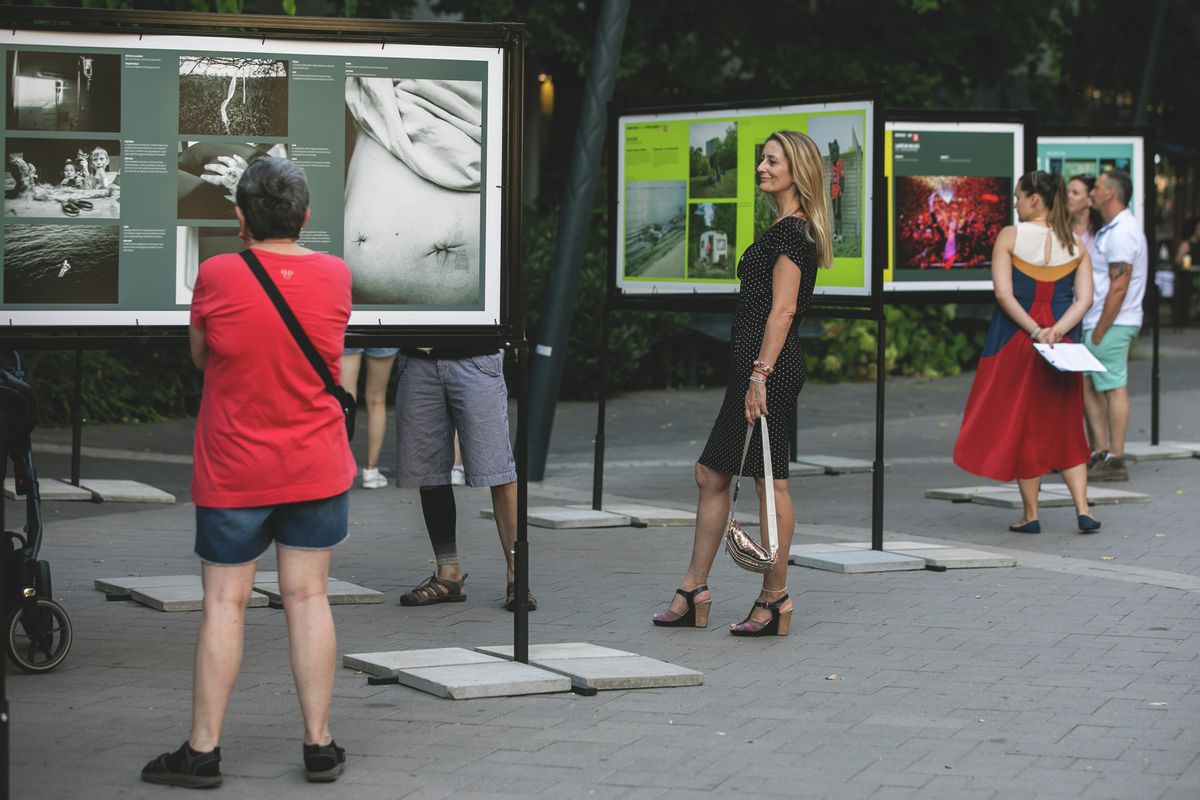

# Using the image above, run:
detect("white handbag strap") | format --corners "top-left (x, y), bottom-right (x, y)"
top-left (730, 417), bottom-right (778, 553)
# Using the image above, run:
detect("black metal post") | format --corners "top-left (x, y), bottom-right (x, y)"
top-left (871, 314), bottom-right (886, 551)
top-left (1151, 276), bottom-right (1161, 445)
top-left (592, 304), bottom-right (611, 511)
top-left (526, 0), bottom-right (631, 481)
top-left (513, 341), bottom-right (529, 664)
top-left (70, 350), bottom-right (83, 486)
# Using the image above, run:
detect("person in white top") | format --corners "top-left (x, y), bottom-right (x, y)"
top-left (1082, 171), bottom-right (1147, 482)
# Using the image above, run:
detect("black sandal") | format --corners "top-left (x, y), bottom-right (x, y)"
top-left (141, 741), bottom-right (222, 788)
top-left (399, 573), bottom-right (467, 606)
top-left (303, 740), bottom-right (346, 782)
top-left (505, 581), bottom-right (537, 612)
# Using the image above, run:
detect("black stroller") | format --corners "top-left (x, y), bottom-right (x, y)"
top-left (0, 353), bottom-right (71, 673)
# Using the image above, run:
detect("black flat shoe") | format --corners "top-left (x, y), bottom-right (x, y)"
top-left (1009, 520), bottom-right (1041, 534)
top-left (142, 741), bottom-right (222, 789)
top-left (303, 740), bottom-right (346, 783)
top-left (1077, 514), bottom-right (1102, 533)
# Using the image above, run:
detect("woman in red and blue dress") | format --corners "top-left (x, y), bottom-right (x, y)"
top-left (954, 171), bottom-right (1100, 534)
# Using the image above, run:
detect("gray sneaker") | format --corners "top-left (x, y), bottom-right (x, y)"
top-left (1090, 456), bottom-right (1129, 482)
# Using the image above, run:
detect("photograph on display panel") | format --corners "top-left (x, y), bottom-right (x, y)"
top-left (175, 225), bottom-right (243, 304)
top-left (178, 56), bottom-right (289, 137)
top-left (623, 180), bottom-right (686, 279)
top-left (5, 137), bottom-right (121, 218)
top-left (1037, 136), bottom-right (1141, 216)
top-left (688, 121), bottom-right (737, 199)
top-left (3, 223), bottom-right (119, 304)
top-left (177, 141), bottom-right (287, 220)
top-left (5, 50), bottom-right (121, 132)
top-left (885, 122), bottom-right (1023, 291)
top-left (343, 77), bottom-right (483, 307)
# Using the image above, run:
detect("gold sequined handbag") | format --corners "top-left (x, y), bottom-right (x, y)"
top-left (723, 417), bottom-right (778, 573)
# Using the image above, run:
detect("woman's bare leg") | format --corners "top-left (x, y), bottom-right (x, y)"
top-left (277, 545), bottom-right (336, 747)
top-left (740, 478), bottom-right (795, 627)
top-left (338, 352), bottom-right (362, 399)
top-left (363, 354), bottom-right (396, 469)
top-left (1015, 476), bottom-right (1040, 526)
top-left (662, 463), bottom-right (731, 616)
top-left (1061, 463), bottom-right (1092, 517)
top-left (189, 562), bottom-right (258, 752)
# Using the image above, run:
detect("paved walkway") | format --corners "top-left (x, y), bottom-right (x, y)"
top-left (8, 328), bottom-right (1200, 799)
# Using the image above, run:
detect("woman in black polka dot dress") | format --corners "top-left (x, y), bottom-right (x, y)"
top-left (652, 130), bottom-right (832, 637)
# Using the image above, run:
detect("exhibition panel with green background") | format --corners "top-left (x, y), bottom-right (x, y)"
top-left (1037, 135), bottom-right (1143, 216)
top-left (614, 99), bottom-right (875, 300)
top-left (885, 120), bottom-right (1024, 294)
top-left (2, 29), bottom-right (505, 327)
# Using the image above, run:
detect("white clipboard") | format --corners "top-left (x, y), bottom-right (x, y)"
top-left (1033, 343), bottom-right (1107, 373)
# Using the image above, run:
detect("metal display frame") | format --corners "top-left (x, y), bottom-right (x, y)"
top-left (595, 87), bottom-right (891, 553)
top-left (883, 108), bottom-right (1038, 304)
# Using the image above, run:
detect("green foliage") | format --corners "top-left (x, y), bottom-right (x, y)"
top-left (20, 349), bottom-right (202, 426)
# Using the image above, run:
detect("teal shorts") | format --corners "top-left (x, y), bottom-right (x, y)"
top-left (1083, 325), bottom-right (1139, 392)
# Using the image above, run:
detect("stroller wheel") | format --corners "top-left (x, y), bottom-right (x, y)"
top-left (5, 598), bottom-right (72, 673)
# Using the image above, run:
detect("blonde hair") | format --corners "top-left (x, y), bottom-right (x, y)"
top-left (766, 130), bottom-right (833, 268)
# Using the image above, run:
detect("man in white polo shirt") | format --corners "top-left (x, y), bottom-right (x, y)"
top-left (1083, 171), bottom-right (1146, 482)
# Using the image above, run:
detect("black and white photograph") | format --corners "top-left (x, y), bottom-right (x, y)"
top-left (3, 223), bottom-right (119, 304)
top-left (688, 121), bottom-right (737, 199)
top-left (178, 56), bottom-right (289, 137)
top-left (177, 141), bottom-right (287, 221)
top-left (343, 76), bottom-right (483, 306)
top-left (686, 201), bottom-right (737, 280)
top-left (5, 51), bottom-right (121, 132)
top-left (623, 180), bottom-right (686, 279)
top-left (5, 137), bottom-right (121, 219)
top-left (174, 225), bottom-right (243, 303)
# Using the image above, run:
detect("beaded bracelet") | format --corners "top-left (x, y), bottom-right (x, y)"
top-left (748, 375), bottom-right (766, 384)
top-left (752, 359), bottom-right (774, 375)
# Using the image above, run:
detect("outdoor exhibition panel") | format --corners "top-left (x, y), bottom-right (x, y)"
top-left (1037, 133), bottom-right (1145, 216)
top-left (884, 114), bottom-right (1034, 296)
top-left (609, 91), bottom-right (882, 306)
top-left (1, 9), bottom-right (521, 335)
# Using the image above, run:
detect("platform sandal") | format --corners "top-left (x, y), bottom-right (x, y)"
top-left (730, 590), bottom-right (791, 637)
top-left (651, 585), bottom-right (711, 628)
top-left (398, 573), bottom-right (467, 606)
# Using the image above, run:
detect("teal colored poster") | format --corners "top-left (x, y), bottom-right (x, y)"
top-left (1037, 136), bottom-right (1143, 216)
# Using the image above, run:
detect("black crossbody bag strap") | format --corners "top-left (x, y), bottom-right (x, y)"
top-left (239, 249), bottom-right (340, 396)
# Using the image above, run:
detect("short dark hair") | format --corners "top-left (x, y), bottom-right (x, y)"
top-left (1104, 170), bottom-right (1133, 207)
top-left (236, 157), bottom-right (309, 241)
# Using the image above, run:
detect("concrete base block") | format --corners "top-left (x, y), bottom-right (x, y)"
top-left (5, 478), bottom-right (94, 501)
top-left (76, 479), bottom-right (175, 504)
top-left (344, 647), bottom-right (500, 678)
top-left (1123, 442), bottom-right (1195, 462)
top-left (1040, 484), bottom-right (1151, 505)
top-left (787, 462), bottom-right (828, 477)
top-left (791, 455), bottom-right (879, 474)
top-left (253, 572), bottom-right (383, 606)
top-left (95, 574), bottom-right (199, 594)
top-left (931, 484), bottom-right (1150, 509)
top-left (476, 642), bottom-right (635, 661)
top-left (1162, 441), bottom-right (1200, 457)
top-left (577, 503), bottom-right (694, 526)
top-left (901, 547), bottom-right (1016, 569)
top-left (397, 661), bottom-right (571, 700)
top-left (789, 549), bottom-right (926, 573)
top-left (534, 656), bottom-right (703, 690)
top-left (971, 489), bottom-right (1073, 509)
top-left (482, 505), bottom-right (630, 529)
top-left (925, 485), bottom-right (1014, 502)
top-left (130, 582), bottom-right (268, 612)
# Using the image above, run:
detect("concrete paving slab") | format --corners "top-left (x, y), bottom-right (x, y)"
top-left (343, 647), bottom-right (502, 678)
top-left (1037, 484), bottom-right (1152, 505)
top-left (902, 547), bottom-right (1017, 569)
top-left (787, 461), bottom-right (828, 477)
top-left (253, 577), bottom-right (384, 606)
top-left (1123, 442), bottom-right (1195, 462)
top-left (574, 503), bottom-right (695, 526)
top-left (130, 584), bottom-right (268, 612)
top-left (970, 489), bottom-right (1075, 509)
top-left (396, 661), bottom-right (571, 700)
top-left (94, 574), bottom-right (199, 594)
top-left (789, 549), bottom-right (926, 573)
top-left (476, 642), bottom-right (637, 661)
top-left (75, 479), bottom-right (175, 504)
top-left (482, 505), bottom-right (630, 529)
top-left (5, 477), bottom-right (94, 501)
top-left (532, 655), bottom-right (703, 690)
top-left (1161, 440), bottom-right (1200, 457)
top-left (925, 485), bottom-right (1019, 502)
top-left (791, 454), bottom-right (878, 474)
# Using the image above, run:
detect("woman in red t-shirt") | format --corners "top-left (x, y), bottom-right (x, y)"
top-left (143, 157), bottom-right (353, 788)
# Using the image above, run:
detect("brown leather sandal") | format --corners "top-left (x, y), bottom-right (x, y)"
top-left (399, 573), bottom-right (467, 606)
top-left (504, 581), bottom-right (537, 612)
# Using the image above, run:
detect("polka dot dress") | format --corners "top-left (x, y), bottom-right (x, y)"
top-left (698, 216), bottom-right (819, 478)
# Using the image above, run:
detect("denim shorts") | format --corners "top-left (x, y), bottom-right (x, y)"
top-left (343, 347), bottom-right (400, 359)
top-left (194, 491), bottom-right (349, 565)
top-left (393, 352), bottom-right (517, 488)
